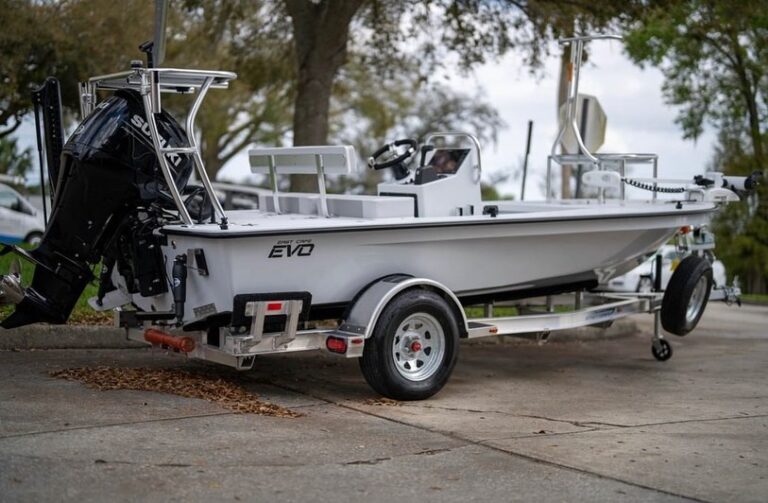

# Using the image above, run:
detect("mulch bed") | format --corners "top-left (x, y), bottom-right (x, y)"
top-left (49, 366), bottom-right (301, 418)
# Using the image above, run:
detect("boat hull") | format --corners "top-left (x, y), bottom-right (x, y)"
top-left (143, 209), bottom-right (710, 323)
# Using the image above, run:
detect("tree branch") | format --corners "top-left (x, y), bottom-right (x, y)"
top-left (218, 118), bottom-right (259, 152)
top-left (218, 126), bottom-right (260, 165)
top-left (0, 119), bottom-right (23, 140)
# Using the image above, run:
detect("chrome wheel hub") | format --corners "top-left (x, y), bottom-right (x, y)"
top-left (391, 313), bottom-right (445, 381)
top-left (686, 275), bottom-right (708, 323)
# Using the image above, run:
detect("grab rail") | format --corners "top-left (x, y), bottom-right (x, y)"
top-left (547, 152), bottom-right (659, 202)
top-left (423, 131), bottom-right (483, 184)
top-left (548, 35), bottom-right (650, 203)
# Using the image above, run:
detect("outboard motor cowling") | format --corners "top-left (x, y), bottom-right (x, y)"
top-left (1, 89), bottom-right (192, 328)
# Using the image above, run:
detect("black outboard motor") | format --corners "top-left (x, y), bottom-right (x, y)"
top-left (1, 89), bottom-right (193, 328)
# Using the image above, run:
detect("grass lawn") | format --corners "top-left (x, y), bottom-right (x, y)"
top-left (741, 293), bottom-right (768, 305)
top-left (0, 245), bottom-right (112, 325)
top-left (464, 306), bottom-right (519, 318)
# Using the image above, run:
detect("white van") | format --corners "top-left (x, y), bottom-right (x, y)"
top-left (0, 183), bottom-right (45, 245)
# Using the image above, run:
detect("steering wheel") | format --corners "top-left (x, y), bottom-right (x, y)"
top-left (368, 138), bottom-right (418, 180)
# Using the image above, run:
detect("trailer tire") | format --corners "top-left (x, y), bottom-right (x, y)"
top-left (661, 255), bottom-right (712, 336)
top-left (359, 288), bottom-right (459, 401)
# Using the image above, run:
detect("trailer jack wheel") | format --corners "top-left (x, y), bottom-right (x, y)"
top-left (661, 255), bottom-right (712, 336)
top-left (359, 289), bottom-right (459, 401)
top-left (651, 338), bottom-right (673, 361)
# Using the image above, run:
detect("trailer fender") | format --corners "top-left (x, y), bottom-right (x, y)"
top-left (336, 275), bottom-right (468, 340)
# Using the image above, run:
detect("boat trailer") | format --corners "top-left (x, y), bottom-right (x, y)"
top-left (115, 273), bottom-right (705, 373)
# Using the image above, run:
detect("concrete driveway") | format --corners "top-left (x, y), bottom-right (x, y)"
top-left (0, 303), bottom-right (766, 502)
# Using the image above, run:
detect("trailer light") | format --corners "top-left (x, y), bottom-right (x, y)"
top-left (326, 336), bottom-right (348, 354)
top-left (679, 225), bottom-right (692, 234)
top-left (350, 338), bottom-right (363, 345)
top-left (267, 302), bottom-right (283, 312)
top-left (489, 326), bottom-right (499, 334)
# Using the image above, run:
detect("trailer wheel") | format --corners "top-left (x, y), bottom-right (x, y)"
top-left (661, 255), bottom-right (712, 336)
top-left (652, 338), bottom-right (673, 361)
top-left (359, 289), bottom-right (459, 401)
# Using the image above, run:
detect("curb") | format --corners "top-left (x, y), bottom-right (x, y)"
top-left (0, 318), bottom-right (640, 351)
top-left (0, 324), bottom-right (143, 350)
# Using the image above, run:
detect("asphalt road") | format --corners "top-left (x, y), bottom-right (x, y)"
top-left (0, 302), bottom-right (765, 502)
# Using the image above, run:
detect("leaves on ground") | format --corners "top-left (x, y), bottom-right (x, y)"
top-left (362, 397), bottom-right (402, 406)
top-left (67, 311), bottom-right (113, 325)
top-left (49, 366), bottom-right (301, 418)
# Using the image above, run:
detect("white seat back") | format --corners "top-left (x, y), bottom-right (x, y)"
top-left (249, 145), bottom-right (357, 175)
top-left (247, 145), bottom-right (357, 217)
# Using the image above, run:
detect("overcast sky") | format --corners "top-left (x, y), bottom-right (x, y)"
top-left (18, 39), bottom-right (715, 201)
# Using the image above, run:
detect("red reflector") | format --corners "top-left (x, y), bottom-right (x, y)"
top-left (350, 338), bottom-right (364, 345)
top-left (326, 336), bottom-right (348, 354)
top-left (267, 302), bottom-right (283, 312)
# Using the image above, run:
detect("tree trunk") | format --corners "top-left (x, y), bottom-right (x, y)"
top-left (727, 33), bottom-right (766, 294)
top-left (285, 0), bottom-right (365, 192)
top-left (729, 33), bottom-right (765, 172)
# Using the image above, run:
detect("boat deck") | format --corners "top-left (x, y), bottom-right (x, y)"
top-left (161, 198), bottom-right (716, 237)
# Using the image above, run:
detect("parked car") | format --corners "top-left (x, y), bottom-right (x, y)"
top-left (603, 245), bottom-right (727, 293)
top-left (0, 183), bottom-right (45, 245)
